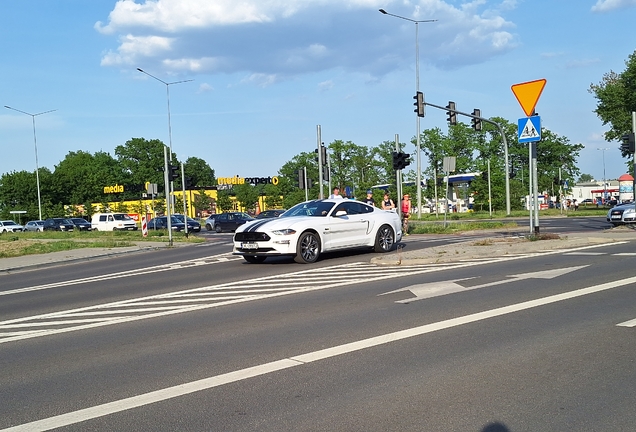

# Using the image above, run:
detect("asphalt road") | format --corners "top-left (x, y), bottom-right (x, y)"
top-left (2, 217), bottom-right (635, 431)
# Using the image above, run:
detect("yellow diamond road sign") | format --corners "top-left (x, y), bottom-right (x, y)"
top-left (511, 79), bottom-right (547, 117)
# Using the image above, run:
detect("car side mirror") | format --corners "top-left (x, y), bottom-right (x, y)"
top-left (335, 210), bottom-right (347, 217)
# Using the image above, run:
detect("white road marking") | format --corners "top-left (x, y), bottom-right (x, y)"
top-left (0, 244), bottom-right (626, 344)
top-left (617, 318), bottom-right (636, 327)
top-left (0, 252), bottom-right (240, 297)
top-left (5, 274), bottom-right (636, 432)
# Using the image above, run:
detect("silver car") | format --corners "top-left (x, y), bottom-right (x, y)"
top-left (0, 220), bottom-right (25, 232)
top-left (24, 220), bottom-right (45, 232)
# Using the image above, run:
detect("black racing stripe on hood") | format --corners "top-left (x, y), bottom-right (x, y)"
top-left (245, 219), bottom-right (272, 232)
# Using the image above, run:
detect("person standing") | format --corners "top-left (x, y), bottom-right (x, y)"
top-left (329, 187), bottom-right (343, 199)
top-left (364, 190), bottom-right (376, 207)
top-left (382, 193), bottom-right (395, 210)
top-left (401, 193), bottom-right (412, 235)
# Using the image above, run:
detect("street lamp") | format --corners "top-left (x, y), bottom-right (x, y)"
top-left (4, 105), bottom-right (56, 221)
top-left (598, 147), bottom-right (610, 202)
top-left (136, 68), bottom-right (193, 160)
top-left (379, 9), bottom-right (436, 219)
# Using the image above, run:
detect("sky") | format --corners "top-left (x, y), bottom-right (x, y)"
top-left (1, 0), bottom-right (635, 186)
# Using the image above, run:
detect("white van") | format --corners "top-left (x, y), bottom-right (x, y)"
top-left (91, 213), bottom-right (138, 231)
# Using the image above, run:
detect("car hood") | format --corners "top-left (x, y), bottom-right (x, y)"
top-left (238, 216), bottom-right (319, 233)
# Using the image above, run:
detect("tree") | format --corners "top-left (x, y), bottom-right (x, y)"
top-left (52, 150), bottom-right (121, 206)
top-left (115, 138), bottom-right (172, 199)
top-left (589, 50), bottom-right (636, 155)
top-left (183, 156), bottom-right (215, 188)
top-left (578, 173), bottom-right (594, 183)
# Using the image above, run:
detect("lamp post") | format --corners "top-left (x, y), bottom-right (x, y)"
top-left (137, 68), bottom-right (193, 235)
top-left (379, 9), bottom-right (436, 219)
top-left (4, 105), bottom-right (56, 221)
top-left (136, 68), bottom-right (193, 159)
top-left (598, 147), bottom-right (610, 202)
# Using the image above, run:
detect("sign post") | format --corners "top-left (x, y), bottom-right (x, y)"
top-left (512, 79), bottom-right (546, 235)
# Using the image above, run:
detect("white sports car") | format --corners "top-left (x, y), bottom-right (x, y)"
top-left (233, 198), bottom-right (403, 264)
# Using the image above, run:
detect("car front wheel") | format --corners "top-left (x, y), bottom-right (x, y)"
top-left (205, 224), bottom-right (212, 231)
top-left (374, 224), bottom-right (395, 253)
top-left (215, 224), bottom-right (222, 233)
top-left (294, 231), bottom-right (320, 264)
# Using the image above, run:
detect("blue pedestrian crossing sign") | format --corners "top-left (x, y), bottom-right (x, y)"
top-left (518, 116), bottom-right (541, 143)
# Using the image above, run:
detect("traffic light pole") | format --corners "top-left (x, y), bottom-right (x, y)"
top-left (424, 100), bottom-right (511, 215)
top-left (632, 112), bottom-right (636, 217)
top-left (317, 125), bottom-right (324, 199)
top-left (163, 146), bottom-right (173, 246)
top-left (181, 162), bottom-right (188, 237)
top-left (395, 134), bottom-right (402, 220)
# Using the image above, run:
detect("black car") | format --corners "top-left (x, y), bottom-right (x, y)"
top-left (43, 218), bottom-right (75, 231)
top-left (172, 214), bottom-right (202, 232)
top-left (255, 209), bottom-right (287, 219)
top-left (212, 212), bottom-right (254, 233)
top-left (147, 216), bottom-right (190, 232)
top-left (69, 217), bottom-right (92, 231)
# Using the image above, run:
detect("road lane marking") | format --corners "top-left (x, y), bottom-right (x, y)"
top-left (0, 252), bottom-right (240, 297)
top-left (617, 318), bottom-right (636, 327)
top-left (0, 243), bottom-right (627, 344)
top-left (4, 274), bottom-right (636, 431)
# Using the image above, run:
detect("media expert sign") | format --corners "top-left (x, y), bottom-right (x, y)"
top-left (217, 176), bottom-right (279, 186)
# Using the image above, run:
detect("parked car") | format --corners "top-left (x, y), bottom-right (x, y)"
top-left (255, 209), bottom-right (287, 219)
top-left (91, 213), bottom-right (138, 231)
top-left (147, 216), bottom-right (190, 232)
top-left (43, 218), bottom-right (75, 231)
top-left (0, 220), bottom-right (24, 232)
top-left (212, 212), bottom-right (254, 233)
top-left (204, 215), bottom-right (216, 231)
top-left (69, 217), bottom-right (92, 231)
top-left (233, 198), bottom-right (402, 264)
top-left (580, 198), bottom-right (596, 206)
top-left (171, 214), bottom-right (202, 232)
top-left (24, 220), bottom-right (45, 232)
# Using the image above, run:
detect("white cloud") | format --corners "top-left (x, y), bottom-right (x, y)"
top-left (318, 80), bottom-right (334, 91)
top-left (197, 83), bottom-right (214, 93)
top-left (96, 0), bottom-right (518, 76)
top-left (591, 0), bottom-right (636, 12)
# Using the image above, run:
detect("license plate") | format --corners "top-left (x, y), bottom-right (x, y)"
top-left (611, 215), bottom-right (622, 219)
top-left (241, 242), bottom-right (258, 249)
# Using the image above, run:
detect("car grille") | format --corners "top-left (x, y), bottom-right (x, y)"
top-left (234, 232), bottom-right (271, 242)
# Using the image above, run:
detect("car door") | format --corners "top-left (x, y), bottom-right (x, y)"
top-left (326, 202), bottom-right (371, 249)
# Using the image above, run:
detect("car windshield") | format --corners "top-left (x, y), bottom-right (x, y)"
top-left (3, 221), bottom-right (18, 226)
top-left (281, 201), bottom-right (335, 218)
top-left (71, 218), bottom-right (86, 223)
top-left (236, 213), bottom-right (252, 219)
top-left (113, 214), bottom-right (132, 221)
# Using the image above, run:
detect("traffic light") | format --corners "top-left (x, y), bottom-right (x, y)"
top-left (446, 101), bottom-right (456, 125)
top-left (471, 109), bottom-right (482, 131)
top-left (392, 152), bottom-right (410, 170)
top-left (184, 177), bottom-right (194, 189)
top-left (413, 91), bottom-right (424, 117)
top-left (399, 152), bottom-right (411, 170)
top-left (297, 168), bottom-right (305, 189)
top-left (321, 143), bottom-right (327, 165)
top-left (621, 133), bottom-right (635, 153)
top-left (481, 171), bottom-right (488, 182)
top-left (322, 165), bottom-right (330, 181)
top-left (168, 164), bottom-right (179, 181)
top-left (392, 152), bottom-right (401, 170)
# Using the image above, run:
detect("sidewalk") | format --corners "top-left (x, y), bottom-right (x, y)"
top-left (0, 241), bottom-right (178, 274)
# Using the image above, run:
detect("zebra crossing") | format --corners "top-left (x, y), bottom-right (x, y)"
top-left (0, 258), bottom-right (498, 344)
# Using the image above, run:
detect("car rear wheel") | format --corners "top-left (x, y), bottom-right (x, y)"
top-left (215, 224), bottom-right (222, 233)
top-left (374, 224), bottom-right (395, 253)
top-left (294, 231), bottom-right (320, 264)
top-left (243, 256), bottom-right (266, 264)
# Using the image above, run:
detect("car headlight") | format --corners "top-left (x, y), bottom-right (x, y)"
top-left (272, 228), bottom-right (296, 235)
